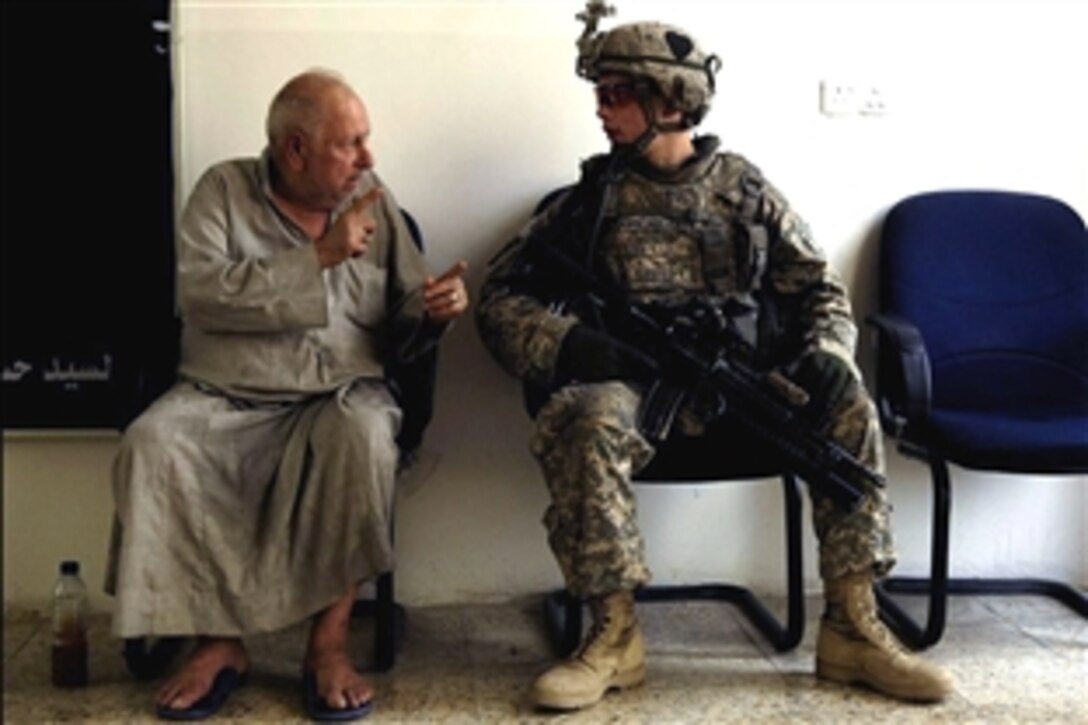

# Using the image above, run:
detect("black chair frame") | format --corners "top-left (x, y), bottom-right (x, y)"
top-left (351, 570), bottom-right (406, 672)
top-left (538, 415), bottom-right (814, 657)
top-left (350, 206), bottom-right (432, 671)
top-left (544, 471), bottom-right (805, 656)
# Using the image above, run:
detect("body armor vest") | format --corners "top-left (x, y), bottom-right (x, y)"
top-left (591, 152), bottom-right (770, 349)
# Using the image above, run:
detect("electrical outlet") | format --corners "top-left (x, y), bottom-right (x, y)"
top-left (820, 80), bottom-right (887, 117)
top-left (820, 80), bottom-right (856, 116)
top-left (857, 85), bottom-right (887, 116)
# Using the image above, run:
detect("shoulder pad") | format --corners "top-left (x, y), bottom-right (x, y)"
top-left (578, 153), bottom-right (613, 180)
top-left (713, 152), bottom-right (765, 210)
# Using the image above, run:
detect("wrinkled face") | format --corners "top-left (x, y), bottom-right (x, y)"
top-left (594, 72), bottom-right (650, 146)
top-left (300, 89), bottom-right (374, 210)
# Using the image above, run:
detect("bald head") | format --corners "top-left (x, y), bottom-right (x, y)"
top-left (266, 69), bottom-right (359, 151)
top-left (264, 69), bottom-right (374, 212)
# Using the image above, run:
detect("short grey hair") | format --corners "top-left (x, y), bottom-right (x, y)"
top-left (266, 68), bottom-right (350, 148)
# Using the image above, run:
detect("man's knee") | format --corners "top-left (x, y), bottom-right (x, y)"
top-left (826, 387), bottom-right (884, 472)
top-left (120, 406), bottom-right (185, 456)
top-left (317, 387), bottom-right (401, 464)
top-left (534, 382), bottom-right (641, 440)
top-left (531, 382), bottom-right (652, 478)
top-left (118, 385), bottom-right (218, 458)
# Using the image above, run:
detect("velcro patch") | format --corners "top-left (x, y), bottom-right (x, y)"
top-left (665, 31), bottom-right (694, 61)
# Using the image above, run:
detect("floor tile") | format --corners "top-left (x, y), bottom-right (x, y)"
top-left (3, 595), bottom-right (1085, 723)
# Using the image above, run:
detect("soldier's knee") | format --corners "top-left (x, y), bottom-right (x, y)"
top-left (532, 384), bottom-right (652, 480)
top-left (536, 382), bottom-right (640, 433)
top-left (827, 384), bottom-right (878, 431)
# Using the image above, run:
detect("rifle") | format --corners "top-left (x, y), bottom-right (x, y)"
top-left (523, 214), bottom-right (876, 513)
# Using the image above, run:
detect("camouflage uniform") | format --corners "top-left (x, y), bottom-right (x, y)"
top-left (476, 136), bottom-right (894, 599)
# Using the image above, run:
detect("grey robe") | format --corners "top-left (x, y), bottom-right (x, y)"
top-left (106, 155), bottom-right (436, 637)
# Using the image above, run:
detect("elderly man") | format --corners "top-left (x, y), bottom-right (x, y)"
top-left (106, 69), bottom-right (468, 721)
top-left (476, 12), bottom-right (954, 712)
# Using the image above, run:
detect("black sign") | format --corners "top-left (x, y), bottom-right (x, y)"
top-left (2, 1), bottom-right (176, 429)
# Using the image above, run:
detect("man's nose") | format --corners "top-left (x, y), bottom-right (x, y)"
top-left (356, 143), bottom-right (374, 169)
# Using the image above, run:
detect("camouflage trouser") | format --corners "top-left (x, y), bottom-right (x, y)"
top-left (530, 381), bottom-right (895, 599)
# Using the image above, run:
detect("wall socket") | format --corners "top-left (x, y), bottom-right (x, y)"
top-left (820, 80), bottom-right (887, 117)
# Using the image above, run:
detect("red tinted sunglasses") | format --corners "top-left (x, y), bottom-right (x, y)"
top-left (594, 82), bottom-right (639, 108)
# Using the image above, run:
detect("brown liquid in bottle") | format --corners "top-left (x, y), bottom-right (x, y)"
top-left (51, 560), bottom-right (89, 687)
top-left (51, 639), bottom-right (88, 687)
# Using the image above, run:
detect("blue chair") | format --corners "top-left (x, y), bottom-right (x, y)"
top-left (868, 190), bottom-right (1088, 649)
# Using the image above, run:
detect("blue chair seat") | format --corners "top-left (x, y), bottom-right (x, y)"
top-left (929, 408), bottom-right (1088, 473)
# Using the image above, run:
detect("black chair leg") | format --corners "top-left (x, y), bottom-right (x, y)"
top-left (351, 571), bottom-right (406, 672)
top-left (374, 571), bottom-right (398, 671)
top-left (543, 473), bottom-right (805, 656)
top-left (781, 472), bottom-right (806, 649)
top-left (123, 636), bottom-right (186, 680)
top-left (544, 589), bottom-right (584, 657)
top-left (876, 456), bottom-right (952, 650)
top-left (876, 455), bottom-right (1088, 651)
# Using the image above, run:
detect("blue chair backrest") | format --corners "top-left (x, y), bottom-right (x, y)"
top-left (880, 191), bottom-right (1088, 416)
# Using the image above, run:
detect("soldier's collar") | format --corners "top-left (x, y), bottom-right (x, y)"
top-left (630, 134), bottom-right (721, 183)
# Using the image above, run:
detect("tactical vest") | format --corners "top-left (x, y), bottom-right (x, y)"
top-left (583, 151), bottom-right (771, 350)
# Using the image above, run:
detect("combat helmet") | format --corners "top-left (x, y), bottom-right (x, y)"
top-left (576, 4), bottom-right (721, 130)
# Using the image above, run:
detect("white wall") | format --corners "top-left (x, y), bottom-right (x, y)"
top-left (4, 0), bottom-right (1085, 612)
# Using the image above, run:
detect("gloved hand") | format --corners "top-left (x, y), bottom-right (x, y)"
top-left (793, 350), bottom-right (856, 421)
top-left (555, 324), bottom-right (655, 385)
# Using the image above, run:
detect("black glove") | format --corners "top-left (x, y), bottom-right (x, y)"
top-left (555, 324), bottom-right (654, 385)
top-left (793, 350), bottom-right (856, 421)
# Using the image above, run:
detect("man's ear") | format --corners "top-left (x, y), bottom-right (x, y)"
top-left (658, 102), bottom-right (683, 125)
top-left (284, 132), bottom-right (306, 170)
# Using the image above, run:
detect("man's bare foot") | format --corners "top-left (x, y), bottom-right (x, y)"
top-left (304, 584), bottom-right (372, 711)
top-left (304, 646), bottom-right (373, 711)
top-left (156, 637), bottom-right (250, 711)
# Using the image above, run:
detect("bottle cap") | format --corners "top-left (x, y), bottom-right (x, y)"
top-left (60, 560), bottom-right (80, 575)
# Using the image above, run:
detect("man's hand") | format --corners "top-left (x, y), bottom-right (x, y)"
top-left (793, 349), bottom-right (856, 422)
top-left (423, 261), bottom-right (469, 323)
top-left (315, 187), bottom-right (382, 268)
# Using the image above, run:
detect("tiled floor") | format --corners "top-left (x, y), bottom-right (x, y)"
top-left (4, 593), bottom-right (1086, 723)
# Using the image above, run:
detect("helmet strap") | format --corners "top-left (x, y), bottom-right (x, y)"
top-left (632, 95), bottom-right (692, 154)
top-left (632, 85), bottom-right (662, 156)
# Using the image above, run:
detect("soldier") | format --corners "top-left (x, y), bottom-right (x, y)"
top-left (475, 9), bottom-right (954, 711)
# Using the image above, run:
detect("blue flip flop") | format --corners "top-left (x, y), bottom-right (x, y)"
top-left (156, 666), bottom-right (248, 721)
top-left (302, 669), bottom-right (374, 722)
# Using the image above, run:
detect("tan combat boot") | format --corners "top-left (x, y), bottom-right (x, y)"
top-left (530, 590), bottom-right (646, 710)
top-left (817, 573), bottom-right (955, 702)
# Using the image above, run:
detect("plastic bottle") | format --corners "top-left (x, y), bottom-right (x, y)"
top-left (51, 559), bottom-right (89, 687)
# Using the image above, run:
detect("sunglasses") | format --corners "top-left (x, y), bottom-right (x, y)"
top-left (594, 82), bottom-right (639, 108)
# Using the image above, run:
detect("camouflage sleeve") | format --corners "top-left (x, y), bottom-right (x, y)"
top-left (475, 198), bottom-right (581, 388)
top-left (759, 180), bottom-right (860, 374)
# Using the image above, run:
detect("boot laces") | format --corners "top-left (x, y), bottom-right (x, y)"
top-left (846, 582), bottom-right (906, 655)
top-left (575, 601), bottom-right (613, 660)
